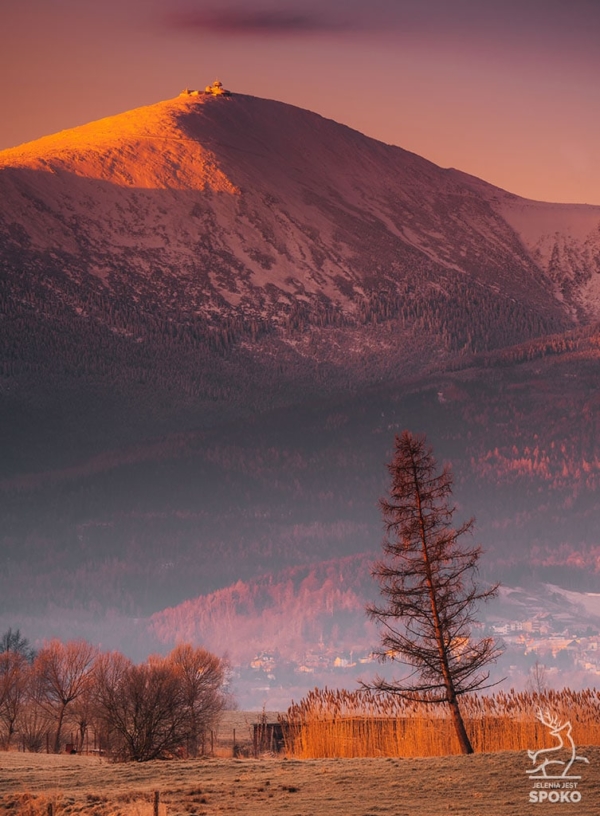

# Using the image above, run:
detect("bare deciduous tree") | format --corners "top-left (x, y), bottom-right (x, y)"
top-left (526, 660), bottom-right (549, 696)
top-left (94, 651), bottom-right (179, 761)
top-left (19, 668), bottom-right (51, 753)
top-left (94, 646), bottom-right (228, 761)
top-left (0, 650), bottom-right (29, 749)
top-left (35, 639), bottom-right (97, 752)
top-left (70, 676), bottom-right (96, 752)
top-left (167, 643), bottom-right (227, 756)
top-left (0, 628), bottom-right (36, 662)
top-left (365, 431), bottom-right (502, 754)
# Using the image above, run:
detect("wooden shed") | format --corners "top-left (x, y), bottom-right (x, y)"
top-left (252, 720), bottom-right (286, 755)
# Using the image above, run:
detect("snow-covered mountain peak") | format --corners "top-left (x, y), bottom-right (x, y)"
top-left (0, 94), bottom-right (241, 193)
top-left (2, 89), bottom-right (600, 349)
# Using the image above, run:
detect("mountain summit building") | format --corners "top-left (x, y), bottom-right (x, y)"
top-left (180, 80), bottom-right (231, 98)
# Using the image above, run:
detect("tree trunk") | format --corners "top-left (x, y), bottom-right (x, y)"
top-left (78, 721), bottom-right (87, 751)
top-left (448, 696), bottom-right (473, 754)
top-left (412, 458), bottom-right (474, 755)
top-left (54, 705), bottom-right (66, 753)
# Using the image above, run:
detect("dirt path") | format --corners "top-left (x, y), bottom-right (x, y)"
top-left (1, 748), bottom-right (598, 815)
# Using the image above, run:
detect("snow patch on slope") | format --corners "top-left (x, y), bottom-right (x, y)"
top-left (447, 168), bottom-right (600, 318)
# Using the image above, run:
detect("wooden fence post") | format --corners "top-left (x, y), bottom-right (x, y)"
top-left (153, 790), bottom-right (160, 816)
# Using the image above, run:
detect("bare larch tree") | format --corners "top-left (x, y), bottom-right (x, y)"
top-left (366, 431), bottom-right (502, 754)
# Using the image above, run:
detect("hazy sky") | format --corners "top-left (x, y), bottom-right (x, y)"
top-left (2, 0), bottom-right (600, 203)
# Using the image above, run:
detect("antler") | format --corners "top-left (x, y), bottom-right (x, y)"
top-left (537, 708), bottom-right (560, 730)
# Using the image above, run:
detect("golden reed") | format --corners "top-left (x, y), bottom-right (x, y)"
top-left (283, 687), bottom-right (600, 758)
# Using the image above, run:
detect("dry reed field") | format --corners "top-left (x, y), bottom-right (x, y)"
top-left (285, 688), bottom-right (600, 758)
top-left (1, 748), bottom-right (600, 816)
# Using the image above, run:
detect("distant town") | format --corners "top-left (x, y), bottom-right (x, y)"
top-left (232, 601), bottom-right (600, 707)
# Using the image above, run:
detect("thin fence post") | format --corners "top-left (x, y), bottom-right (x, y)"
top-left (153, 790), bottom-right (160, 816)
top-left (211, 729), bottom-right (214, 756)
top-left (233, 728), bottom-right (236, 756)
top-left (47, 804), bottom-right (54, 816)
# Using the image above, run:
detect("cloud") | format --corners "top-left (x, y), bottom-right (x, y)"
top-left (164, 0), bottom-right (600, 53)
top-left (167, 5), bottom-right (362, 37)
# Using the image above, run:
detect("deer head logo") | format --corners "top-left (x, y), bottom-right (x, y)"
top-left (526, 708), bottom-right (589, 779)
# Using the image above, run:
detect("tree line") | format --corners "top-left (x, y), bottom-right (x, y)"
top-left (0, 630), bottom-right (228, 761)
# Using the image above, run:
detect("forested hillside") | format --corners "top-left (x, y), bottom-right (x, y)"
top-left (2, 330), bottom-right (600, 630)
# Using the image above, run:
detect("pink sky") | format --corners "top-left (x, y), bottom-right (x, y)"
top-left (2, 0), bottom-right (600, 204)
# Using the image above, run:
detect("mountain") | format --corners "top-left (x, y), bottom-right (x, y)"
top-left (3, 92), bottom-right (599, 322)
top-left (3, 91), bottom-right (600, 473)
top-left (2, 90), bottom-right (600, 694)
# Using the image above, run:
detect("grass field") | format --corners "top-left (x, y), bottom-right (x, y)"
top-left (1, 747), bottom-right (599, 816)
